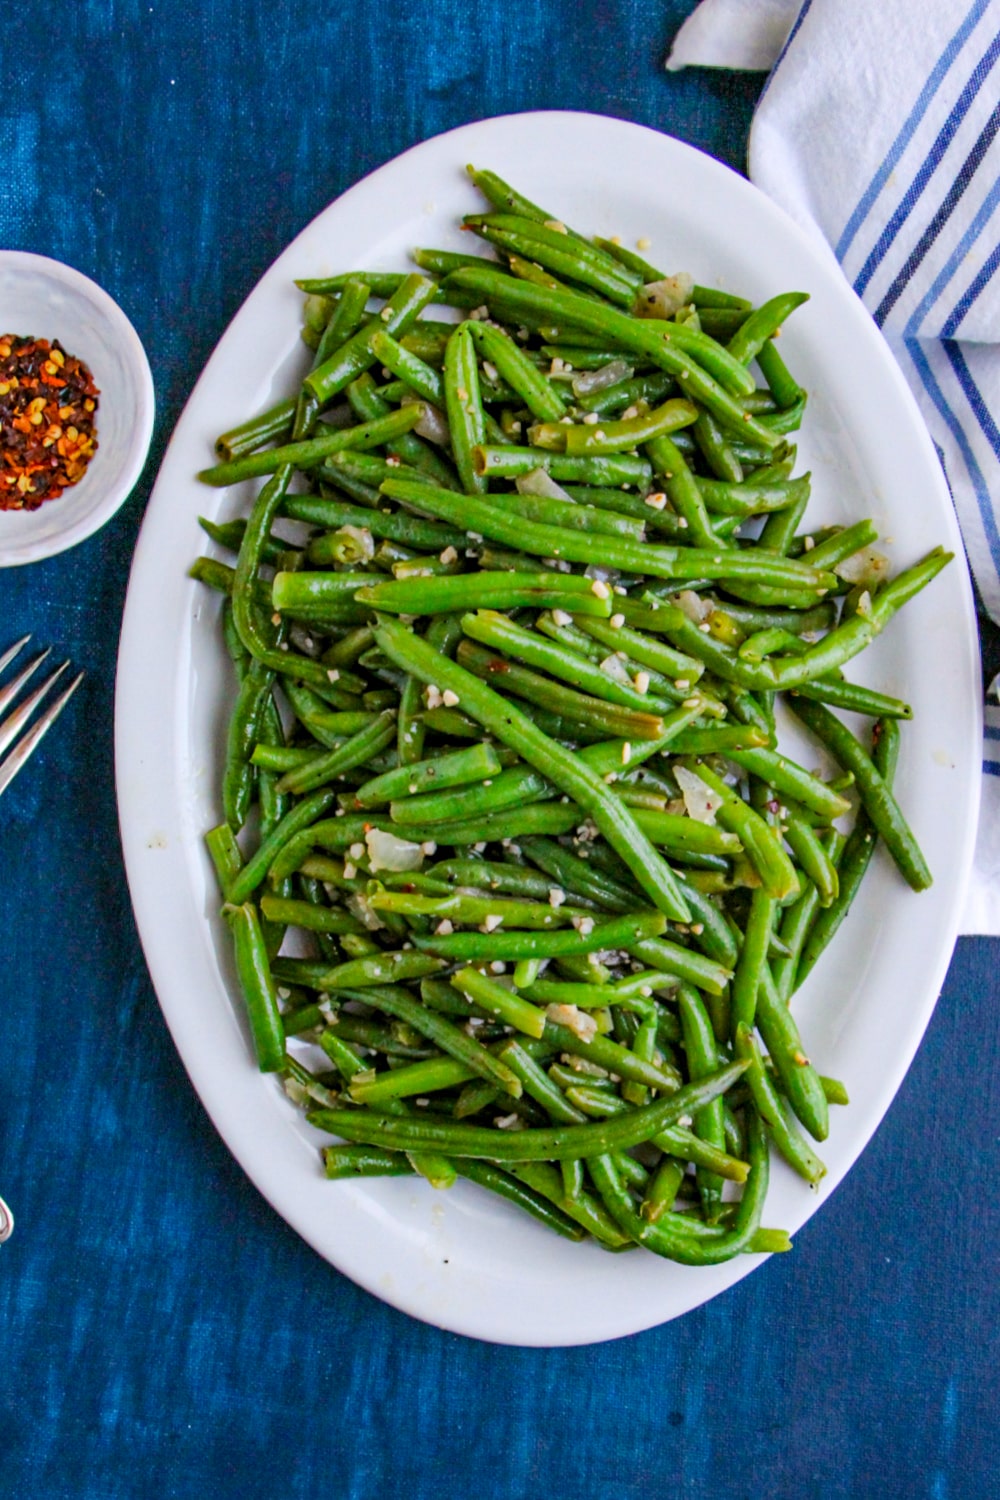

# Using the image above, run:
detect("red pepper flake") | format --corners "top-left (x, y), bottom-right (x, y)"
top-left (0, 335), bottom-right (99, 511)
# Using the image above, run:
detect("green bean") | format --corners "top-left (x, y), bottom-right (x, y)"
top-left (565, 1090), bottom-right (749, 1182)
top-left (413, 910), bottom-right (665, 962)
top-left (314, 951), bottom-right (445, 989)
top-left (646, 434), bottom-right (725, 549)
top-left (195, 174), bottom-right (957, 1259)
top-left (474, 445), bottom-right (654, 487)
top-left (755, 339), bottom-right (804, 409)
top-left (368, 884), bottom-right (586, 930)
top-left (700, 474), bottom-right (811, 519)
top-left (215, 397), bottom-right (296, 463)
top-left (496, 1040), bottom-right (586, 1123)
top-left (467, 319), bottom-right (567, 420)
top-left (803, 519), bottom-right (880, 572)
top-left (336, 985), bottom-right (523, 1099)
top-left (460, 609), bottom-right (674, 715)
top-left (531, 398), bottom-right (698, 456)
top-left (677, 984), bottom-right (727, 1221)
top-left (304, 274), bottom-right (438, 405)
top-left (198, 406), bottom-right (422, 487)
top-left (726, 747), bottom-right (851, 822)
top-left (389, 762), bottom-right (548, 825)
top-left (382, 477), bottom-right (837, 593)
top-left (345, 374), bottom-right (460, 489)
top-left (354, 571), bottom-right (614, 618)
top-left (789, 697), bottom-right (929, 891)
top-left (199, 515), bottom-right (298, 569)
top-left (454, 639), bottom-right (668, 741)
top-left (466, 165), bottom-right (592, 241)
top-left (727, 292), bottom-right (809, 365)
top-left (222, 659), bottom-right (270, 830)
top-left (502, 489), bottom-right (647, 540)
top-left (679, 760), bottom-right (798, 900)
top-left (227, 788), bottom-right (336, 903)
top-left (454, 1159), bottom-right (587, 1239)
top-left (641, 1157), bottom-right (686, 1223)
top-left (692, 407), bottom-right (743, 483)
top-left (667, 725), bottom-right (771, 755)
top-left (784, 815), bottom-right (839, 907)
top-left (449, 966), bottom-right (549, 1037)
top-left (206, 823), bottom-right (243, 898)
top-left (466, 213), bottom-right (641, 307)
top-left (443, 266), bottom-right (780, 445)
top-left (369, 328), bottom-right (444, 406)
top-left (569, 616), bottom-right (704, 686)
top-left (758, 471), bottom-right (811, 556)
top-left (734, 1024), bottom-right (826, 1184)
top-left (348, 742), bottom-right (501, 809)
top-left (323, 1144), bottom-right (416, 1179)
top-left (791, 678), bottom-right (912, 720)
top-left (508, 1161), bottom-right (631, 1248)
top-left (795, 718), bottom-right (900, 985)
top-left (586, 1105), bottom-right (768, 1264)
top-left (731, 888), bottom-right (776, 1033)
top-left (308, 1059), bottom-right (747, 1162)
top-left (275, 710), bottom-right (397, 796)
top-left (227, 902), bottom-right (286, 1072)
top-left (524, 975), bottom-right (670, 1011)
top-left (628, 936), bottom-right (732, 996)
top-left (755, 965), bottom-right (828, 1141)
top-left (296, 499), bottom-right (463, 559)
top-left (443, 323), bottom-right (487, 494)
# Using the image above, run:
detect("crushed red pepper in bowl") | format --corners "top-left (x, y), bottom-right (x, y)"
top-left (0, 335), bottom-right (99, 511)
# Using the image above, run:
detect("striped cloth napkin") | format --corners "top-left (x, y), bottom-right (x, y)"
top-left (668, 0), bottom-right (1000, 934)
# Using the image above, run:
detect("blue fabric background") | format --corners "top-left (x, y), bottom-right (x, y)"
top-left (2, 3), bottom-right (998, 1495)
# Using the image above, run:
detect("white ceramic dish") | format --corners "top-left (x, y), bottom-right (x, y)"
top-left (0, 253), bottom-right (154, 566)
top-left (115, 111), bottom-right (980, 1347)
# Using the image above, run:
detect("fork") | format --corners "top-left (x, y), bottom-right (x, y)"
top-left (0, 636), bottom-right (84, 799)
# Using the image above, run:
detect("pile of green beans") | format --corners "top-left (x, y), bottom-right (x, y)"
top-left (192, 166), bottom-right (950, 1265)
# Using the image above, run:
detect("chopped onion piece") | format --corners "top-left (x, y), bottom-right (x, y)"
top-left (336, 525), bottom-right (375, 563)
top-left (675, 765), bottom-right (723, 825)
top-left (401, 394), bottom-right (449, 445)
top-left (346, 892), bottom-right (386, 930)
top-left (835, 546), bottom-right (890, 587)
top-left (599, 653), bottom-right (633, 685)
top-left (636, 273), bottom-right (695, 319)
top-left (571, 359), bottom-right (634, 397)
top-left (676, 589), bottom-right (713, 623)
top-left (545, 1004), bottom-right (598, 1042)
top-left (364, 827), bottom-right (426, 873)
top-left (516, 467), bottom-right (574, 502)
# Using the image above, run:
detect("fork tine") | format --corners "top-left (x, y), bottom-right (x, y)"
top-left (0, 635), bottom-right (31, 676)
top-left (0, 669), bottom-right (84, 798)
top-left (0, 658), bottom-right (67, 759)
top-left (0, 645), bottom-right (52, 721)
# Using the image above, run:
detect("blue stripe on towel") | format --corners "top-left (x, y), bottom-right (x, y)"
top-left (905, 337), bottom-right (1000, 580)
top-left (875, 96), bottom-right (1000, 326)
top-left (756, 0), bottom-right (814, 108)
top-left (835, 0), bottom-right (993, 263)
top-left (853, 28), bottom-right (1000, 299)
top-left (940, 236), bottom-right (1000, 335)
top-left (944, 340), bottom-right (1000, 466)
top-left (909, 177), bottom-right (1000, 338)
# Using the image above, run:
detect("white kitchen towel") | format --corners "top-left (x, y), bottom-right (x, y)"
top-left (668, 0), bottom-right (1000, 934)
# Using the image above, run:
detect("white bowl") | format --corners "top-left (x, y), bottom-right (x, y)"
top-left (0, 252), bottom-right (154, 566)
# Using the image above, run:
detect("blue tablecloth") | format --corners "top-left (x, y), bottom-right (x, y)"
top-left (3, 4), bottom-right (998, 1494)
